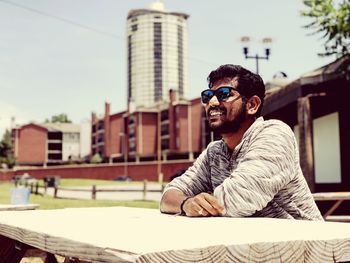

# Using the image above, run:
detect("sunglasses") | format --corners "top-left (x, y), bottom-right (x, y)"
top-left (201, 86), bottom-right (240, 104)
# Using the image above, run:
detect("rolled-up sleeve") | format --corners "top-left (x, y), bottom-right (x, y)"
top-left (214, 122), bottom-right (297, 217)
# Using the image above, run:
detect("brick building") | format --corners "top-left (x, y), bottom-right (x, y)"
top-left (12, 122), bottom-right (91, 166)
top-left (91, 90), bottom-right (213, 163)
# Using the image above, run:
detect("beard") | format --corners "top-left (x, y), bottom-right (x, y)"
top-left (208, 101), bottom-right (247, 134)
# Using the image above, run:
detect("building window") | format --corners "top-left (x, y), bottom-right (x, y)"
top-left (98, 135), bottom-right (104, 143)
top-left (161, 110), bottom-right (168, 121)
top-left (131, 17), bottom-right (138, 22)
top-left (48, 143), bottom-right (62, 151)
top-left (48, 153), bottom-right (62, 160)
top-left (127, 35), bottom-right (132, 102)
top-left (161, 138), bottom-right (169, 150)
top-left (129, 140), bottom-right (136, 152)
top-left (177, 25), bottom-right (184, 98)
top-left (129, 126), bottom-right (135, 138)
top-left (131, 24), bottom-right (138, 31)
top-left (161, 123), bottom-right (169, 136)
top-left (128, 115), bottom-right (136, 125)
top-left (154, 22), bottom-right (162, 102)
top-left (97, 120), bottom-right (104, 130)
top-left (48, 132), bottom-right (62, 140)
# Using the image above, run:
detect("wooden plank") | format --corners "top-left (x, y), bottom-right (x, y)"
top-left (326, 216), bottom-right (350, 222)
top-left (313, 192), bottom-right (350, 201)
top-left (323, 200), bottom-right (344, 218)
top-left (0, 207), bottom-right (350, 262)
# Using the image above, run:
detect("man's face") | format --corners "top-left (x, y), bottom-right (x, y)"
top-left (204, 78), bottom-right (247, 134)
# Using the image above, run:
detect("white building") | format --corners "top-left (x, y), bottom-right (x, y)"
top-left (127, 0), bottom-right (189, 109)
top-left (42, 123), bottom-right (91, 162)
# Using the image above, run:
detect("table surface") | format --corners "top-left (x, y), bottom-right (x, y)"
top-left (0, 206), bottom-right (350, 262)
top-left (0, 204), bottom-right (39, 211)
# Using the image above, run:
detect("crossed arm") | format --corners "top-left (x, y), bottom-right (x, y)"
top-left (160, 122), bottom-right (297, 218)
top-left (160, 144), bottom-right (226, 217)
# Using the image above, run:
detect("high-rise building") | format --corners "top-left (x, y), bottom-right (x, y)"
top-left (127, 1), bottom-right (189, 109)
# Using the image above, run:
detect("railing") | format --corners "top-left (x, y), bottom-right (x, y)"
top-left (14, 180), bottom-right (165, 201)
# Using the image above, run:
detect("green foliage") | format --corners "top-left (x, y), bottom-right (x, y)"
top-left (90, 153), bottom-right (103, 163)
top-left (301, 0), bottom-right (350, 57)
top-left (0, 130), bottom-right (16, 169)
top-left (45, 113), bottom-right (72, 123)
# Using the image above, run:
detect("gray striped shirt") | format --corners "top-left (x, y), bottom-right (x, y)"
top-left (164, 117), bottom-right (323, 220)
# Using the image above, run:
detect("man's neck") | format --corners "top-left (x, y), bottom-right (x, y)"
top-left (221, 118), bottom-right (255, 150)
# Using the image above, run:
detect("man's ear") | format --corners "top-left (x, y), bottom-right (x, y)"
top-left (246, 95), bottom-right (261, 116)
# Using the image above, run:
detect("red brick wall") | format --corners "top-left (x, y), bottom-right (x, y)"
top-left (17, 125), bottom-right (47, 164)
top-left (0, 161), bottom-right (193, 182)
top-left (191, 99), bottom-right (204, 152)
top-left (169, 104), bottom-right (175, 150)
top-left (110, 113), bottom-right (124, 156)
top-left (139, 112), bottom-right (157, 156)
top-left (178, 105), bottom-right (189, 152)
top-left (0, 170), bottom-right (14, 180)
top-left (104, 103), bottom-right (111, 157)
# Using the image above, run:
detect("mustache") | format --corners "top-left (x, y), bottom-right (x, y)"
top-left (207, 107), bottom-right (227, 115)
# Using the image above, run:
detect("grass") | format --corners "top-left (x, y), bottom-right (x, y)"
top-left (0, 180), bottom-right (159, 210)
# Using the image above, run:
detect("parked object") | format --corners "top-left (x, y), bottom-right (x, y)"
top-left (113, 176), bottom-right (132, 182)
top-left (10, 188), bottom-right (30, 205)
top-left (43, 176), bottom-right (61, 187)
top-left (12, 173), bottom-right (37, 185)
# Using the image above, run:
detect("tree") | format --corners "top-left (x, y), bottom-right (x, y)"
top-left (301, 0), bottom-right (350, 57)
top-left (0, 129), bottom-right (16, 169)
top-left (45, 113), bottom-right (72, 123)
top-left (90, 153), bottom-right (103, 164)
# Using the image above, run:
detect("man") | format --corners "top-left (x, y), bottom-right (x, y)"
top-left (160, 64), bottom-right (323, 220)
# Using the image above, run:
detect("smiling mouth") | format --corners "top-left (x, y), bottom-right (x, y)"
top-left (208, 109), bottom-right (226, 118)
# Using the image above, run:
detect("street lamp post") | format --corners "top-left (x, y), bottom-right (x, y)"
top-left (241, 37), bottom-right (272, 74)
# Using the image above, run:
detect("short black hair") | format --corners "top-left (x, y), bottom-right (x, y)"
top-left (207, 64), bottom-right (265, 116)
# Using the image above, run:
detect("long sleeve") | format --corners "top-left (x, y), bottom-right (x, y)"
top-left (163, 145), bottom-right (213, 197)
top-left (214, 121), bottom-right (298, 217)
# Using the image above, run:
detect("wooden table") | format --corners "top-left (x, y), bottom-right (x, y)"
top-left (313, 192), bottom-right (350, 221)
top-left (0, 204), bottom-right (39, 211)
top-left (1, 207), bottom-right (350, 263)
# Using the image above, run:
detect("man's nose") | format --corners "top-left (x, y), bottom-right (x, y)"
top-left (208, 95), bottom-right (220, 107)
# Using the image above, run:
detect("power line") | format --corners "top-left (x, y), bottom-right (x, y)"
top-left (0, 0), bottom-right (123, 40)
top-left (0, 0), bottom-right (216, 66)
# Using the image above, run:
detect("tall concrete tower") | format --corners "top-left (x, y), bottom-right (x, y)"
top-left (127, 1), bottom-right (189, 109)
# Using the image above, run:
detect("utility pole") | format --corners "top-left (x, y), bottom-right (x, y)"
top-left (241, 36), bottom-right (272, 74)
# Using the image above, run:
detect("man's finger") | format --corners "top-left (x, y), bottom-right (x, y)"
top-left (195, 195), bottom-right (219, 216)
top-left (202, 193), bottom-right (226, 215)
top-left (187, 202), bottom-right (208, 217)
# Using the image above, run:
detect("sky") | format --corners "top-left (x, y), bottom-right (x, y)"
top-left (0, 0), bottom-right (336, 137)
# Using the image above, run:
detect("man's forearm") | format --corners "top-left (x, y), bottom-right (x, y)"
top-left (160, 189), bottom-right (188, 214)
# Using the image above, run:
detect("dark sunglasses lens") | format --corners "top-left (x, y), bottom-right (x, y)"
top-left (201, 90), bottom-right (214, 103)
top-left (216, 87), bottom-right (231, 101)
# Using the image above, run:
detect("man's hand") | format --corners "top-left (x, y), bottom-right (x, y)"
top-left (183, 193), bottom-right (226, 217)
